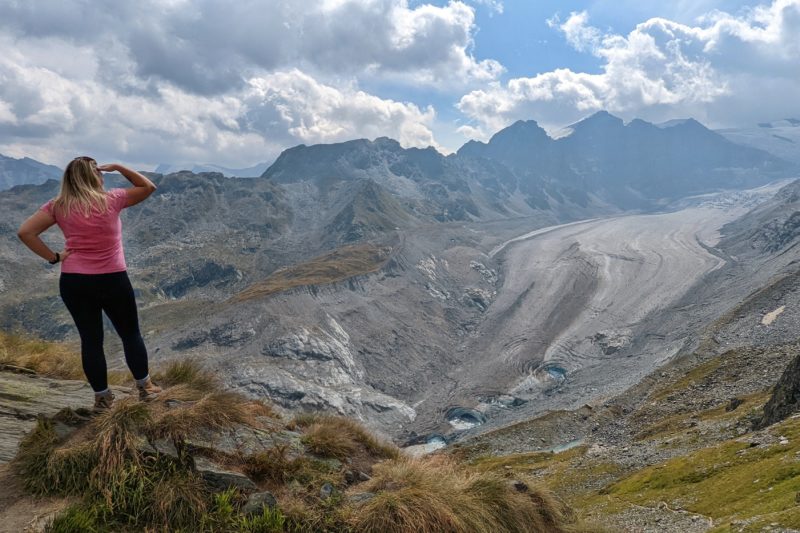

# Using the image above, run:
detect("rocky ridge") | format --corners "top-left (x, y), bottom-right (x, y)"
top-left (1, 113), bottom-right (798, 440)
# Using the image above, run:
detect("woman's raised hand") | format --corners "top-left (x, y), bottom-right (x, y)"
top-left (96, 164), bottom-right (118, 172)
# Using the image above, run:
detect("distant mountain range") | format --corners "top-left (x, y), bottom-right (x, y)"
top-left (460, 111), bottom-right (793, 208)
top-left (265, 111), bottom-right (794, 216)
top-left (153, 161), bottom-right (271, 178)
top-left (4, 112), bottom-right (797, 204)
top-left (0, 154), bottom-right (61, 190)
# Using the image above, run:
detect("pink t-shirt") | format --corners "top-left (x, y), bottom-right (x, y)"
top-left (40, 188), bottom-right (129, 274)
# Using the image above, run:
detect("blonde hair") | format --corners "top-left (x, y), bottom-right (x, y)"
top-left (52, 156), bottom-right (109, 217)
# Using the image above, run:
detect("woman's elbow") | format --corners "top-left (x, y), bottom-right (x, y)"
top-left (17, 228), bottom-right (30, 241)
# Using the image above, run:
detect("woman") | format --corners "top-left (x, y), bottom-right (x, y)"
top-left (17, 156), bottom-right (162, 411)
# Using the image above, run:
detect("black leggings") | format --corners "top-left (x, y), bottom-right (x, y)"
top-left (59, 271), bottom-right (149, 392)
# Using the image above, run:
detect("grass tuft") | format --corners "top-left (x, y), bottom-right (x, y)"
top-left (44, 504), bottom-right (101, 533)
top-left (151, 469), bottom-right (209, 528)
top-left (301, 415), bottom-right (398, 461)
top-left (286, 412), bottom-right (321, 430)
top-left (148, 389), bottom-right (256, 441)
top-left (350, 455), bottom-right (579, 533)
top-left (154, 358), bottom-right (220, 391)
top-left (10, 348), bottom-right (586, 532)
top-left (12, 416), bottom-right (61, 494)
top-left (0, 330), bottom-right (126, 383)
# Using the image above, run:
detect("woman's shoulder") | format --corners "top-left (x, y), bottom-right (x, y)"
top-left (106, 188), bottom-right (129, 212)
top-left (39, 198), bottom-right (55, 216)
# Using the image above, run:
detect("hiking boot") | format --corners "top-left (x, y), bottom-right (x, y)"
top-left (93, 391), bottom-right (115, 412)
top-left (136, 376), bottom-right (162, 401)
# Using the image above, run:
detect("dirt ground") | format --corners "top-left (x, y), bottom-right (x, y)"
top-left (0, 461), bottom-right (73, 532)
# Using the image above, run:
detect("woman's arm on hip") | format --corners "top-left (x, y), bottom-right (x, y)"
top-left (17, 210), bottom-right (69, 263)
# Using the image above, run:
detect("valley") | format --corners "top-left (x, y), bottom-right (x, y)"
top-left (2, 113), bottom-right (799, 449)
top-left (400, 182), bottom-right (792, 438)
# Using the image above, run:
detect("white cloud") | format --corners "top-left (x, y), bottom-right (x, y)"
top-left (468, 0), bottom-right (503, 15)
top-left (546, 11), bottom-right (601, 52)
top-left (0, 0), bottom-right (501, 94)
top-left (0, 100), bottom-right (17, 125)
top-left (458, 0), bottom-right (800, 139)
top-left (0, 41), bottom-right (437, 167)
top-left (243, 70), bottom-right (438, 148)
top-left (0, 1), bottom-right (457, 166)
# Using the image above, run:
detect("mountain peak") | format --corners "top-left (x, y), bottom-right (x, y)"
top-left (456, 120), bottom-right (549, 159)
top-left (569, 111), bottom-right (624, 131)
top-left (488, 120), bottom-right (548, 144)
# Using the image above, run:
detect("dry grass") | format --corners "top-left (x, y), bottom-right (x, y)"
top-left (148, 389), bottom-right (258, 441)
top-left (10, 352), bottom-right (585, 532)
top-left (91, 398), bottom-right (151, 502)
top-left (151, 469), bottom-right (209, 527)
top-left (231, 243), bottom-right (391, 303)
top-left (154, 357), bottom-right (220, 391)
top-left (0, 330), bottom-right (127, 383)
top-left (349, 455), bottom-right (583, 533)
top-left (301, 415), bottom-right (399, 461)
top-left (12, 372), bottom-right (278, 531)
top-left (286, 412), bottom-right (321, 430)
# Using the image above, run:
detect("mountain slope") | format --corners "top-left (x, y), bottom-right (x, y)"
top-left (1, 113), bottom-right (798, 441)
top-left (0, 154), bottom-right (61, 190)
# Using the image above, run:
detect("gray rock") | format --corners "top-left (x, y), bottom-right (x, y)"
top-left (134, 436), bottom-right (158, 455)
top-left (511, 480), bottom-right (529, 493)
top-left (755, 353), bottom-right (800, 428)
top-left (347, 492), bottom-right (376, 505)
top-left (193, 456), bottom-right (257, 491)
top-left (320, 482), bottom-right (335, 500)
top-left (461, 288), bottom-right (493, 312)
top-left (185, 424), bottom-right (303, 458)
top-left (151, 437), bottom-right (180, 458)
top-left (726, 398), bottom-right (744, 412)
top-left (0, 372), bottom-right (132, 463)
top-left (242, 491), bottom-right (278, 515)
top-left (52, 421), bottom-right (78, 440)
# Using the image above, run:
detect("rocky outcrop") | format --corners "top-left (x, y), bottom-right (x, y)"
top-left (754, 353), bottom-right (800, 429)
top-left (160, 261), bottom-right (242, 298)
top-left (0, 370), bottom-right (103, 463)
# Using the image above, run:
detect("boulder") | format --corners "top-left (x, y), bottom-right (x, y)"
top-left (193, 456), bottom-right (257, 491)
top-left (242, 491), bottom-right (277, 515)
top-left (320, 482), bottom-right (336, 500)
top-left (347, 492), bottom-right (376, 505)
top-left (0, 372), bottom-right (131, 463)
top-left (151, 437), bottom-right (180, 458)
top-left (755, 353), bottom-right (800, 429)
top-left (185, 424), bottom-right (303, 458)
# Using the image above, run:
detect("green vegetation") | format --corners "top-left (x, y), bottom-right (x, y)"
top-left (599, 416), bottom-right (800, 530)
top-left (466, 341), bottom-right (800, 532)
top-left (231, 244), bottom-right (391, 303)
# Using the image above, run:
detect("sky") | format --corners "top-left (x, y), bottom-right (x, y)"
top-left (0, 0), bottom-right (798, 169)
